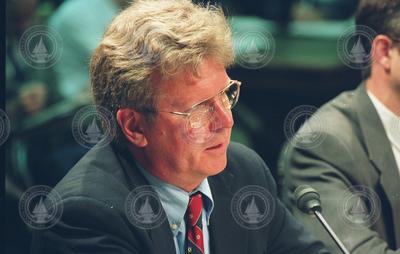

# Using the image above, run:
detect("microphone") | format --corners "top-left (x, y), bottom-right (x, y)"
top-left (294, 185), bottom-right (350, 254)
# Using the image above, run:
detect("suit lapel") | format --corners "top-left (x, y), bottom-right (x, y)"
top-left (355, 84), bottom-right (400, 247)
top-left (147, 221), bottom-right (176, 254)
top-left (208, 168), bottom-right (249, 254)
top-left (115, 147), bottom-right (176, 254)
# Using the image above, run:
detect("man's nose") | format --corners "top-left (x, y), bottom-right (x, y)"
top-left (210, 101), bottom-right (234, 131)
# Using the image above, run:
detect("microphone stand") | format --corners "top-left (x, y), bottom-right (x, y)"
top-left (294, 185), bottom-right (351, 254)
top-left (313, 210), bottom-right (350, 254)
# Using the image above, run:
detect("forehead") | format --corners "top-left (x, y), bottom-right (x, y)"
top-left (156, 58), bottom-right (229, 109)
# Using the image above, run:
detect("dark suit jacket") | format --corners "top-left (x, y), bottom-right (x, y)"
top-left (280, 84), bottom-right (400, 254)
top-left (31, 142), bottom-right (328, 254)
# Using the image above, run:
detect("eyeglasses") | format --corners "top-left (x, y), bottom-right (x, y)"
top-left (156, 79), bottom-right (241, 142)
top-left (169, 79), bottom-right (241, 119)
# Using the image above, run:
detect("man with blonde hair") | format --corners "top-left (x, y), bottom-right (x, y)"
top-left (31, 1), bottom-right (328, 253)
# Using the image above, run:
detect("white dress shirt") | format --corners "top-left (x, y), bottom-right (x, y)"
top-left (367, 91), bottom-right (400, 175)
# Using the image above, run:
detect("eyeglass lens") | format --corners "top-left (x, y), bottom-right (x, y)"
top-left (188, 82), bottom-right (239, 129)
top-left (183, 81), bottom-right (240, 144)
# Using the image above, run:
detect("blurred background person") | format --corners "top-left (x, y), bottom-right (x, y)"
top-left (6, 0), bottom-right (58, 123)
top-left (49, 0), bottom-right (127, 100)
top-left (6, 1), bottom-right (62, 253)
top-left (279, 0), bottom-right (400, 253)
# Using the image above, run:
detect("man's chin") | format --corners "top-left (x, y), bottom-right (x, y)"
top-left (204, 155), bottom-right (227, 177)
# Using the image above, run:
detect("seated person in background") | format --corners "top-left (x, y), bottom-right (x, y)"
top-left (31, 1), bottom-right (329, 253)
top-left (280, 0), bottom-right (400, 253)
top-left (49, 0), bottom-right (126, 99)
top-left (6, 0), bottom-right (56, 120)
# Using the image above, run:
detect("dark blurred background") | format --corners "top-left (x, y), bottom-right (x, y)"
top-left (5, 0), bottom-right (361, 253)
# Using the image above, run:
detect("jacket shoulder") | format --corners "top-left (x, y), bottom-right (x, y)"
top-left (227, 142), bottom-right (277, 194)
top-left (53, 145), bottom-right (130, 211)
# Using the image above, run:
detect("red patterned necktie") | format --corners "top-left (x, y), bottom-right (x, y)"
top-left (185, 192), bottom-right (204, 254)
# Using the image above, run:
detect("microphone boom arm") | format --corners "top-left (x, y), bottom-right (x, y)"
top-left (314, 210), bottom-right (350, 254)
top-left (294, 185), bottom-right (351, 254)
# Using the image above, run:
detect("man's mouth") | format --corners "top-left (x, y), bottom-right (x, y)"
top-left (206, 143), bottom-right (223, 150)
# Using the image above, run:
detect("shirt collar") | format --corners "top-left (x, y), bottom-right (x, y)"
top-left (135, 162), bottom-right (214, 236)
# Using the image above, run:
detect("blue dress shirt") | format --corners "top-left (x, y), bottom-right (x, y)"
top-left (137, 163), bottom-right (214, 254)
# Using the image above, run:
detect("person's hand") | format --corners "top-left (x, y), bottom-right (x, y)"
top-left (19, 82), bottom-right (48, 115)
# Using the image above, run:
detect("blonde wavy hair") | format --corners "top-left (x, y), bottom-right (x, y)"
top-left (90, 0), bottom-right (234, 147)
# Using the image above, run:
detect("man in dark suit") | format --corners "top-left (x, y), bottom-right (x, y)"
top-left (280, 0), bottom-right (400, 253)
top-left (31, 0), bottom-right (328, 253)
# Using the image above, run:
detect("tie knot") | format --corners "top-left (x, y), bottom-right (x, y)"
top-left (187, 192), bottom-right (203, 226)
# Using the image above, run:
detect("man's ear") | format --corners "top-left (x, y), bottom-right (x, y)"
top-left (372, 35), bottom-right (392, 71)
top-left (116, 108), bottom-right (148, 147)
